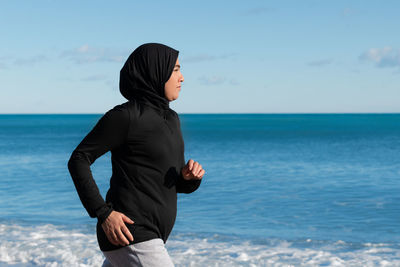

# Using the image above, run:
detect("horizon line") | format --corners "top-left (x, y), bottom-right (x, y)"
top-left (1, 112), bottom-right (400, 115)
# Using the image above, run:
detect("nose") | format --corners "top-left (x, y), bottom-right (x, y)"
top-left (180, 73), bottom-right (184, 83)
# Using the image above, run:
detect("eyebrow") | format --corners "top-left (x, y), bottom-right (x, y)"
top-left (175, 64), bottom-right (181, 68)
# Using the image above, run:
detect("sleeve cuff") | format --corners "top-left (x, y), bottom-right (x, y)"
top-left (96, 203), bottom-right (114, 224)
top-left (177, 171), bottom-right (202, 193)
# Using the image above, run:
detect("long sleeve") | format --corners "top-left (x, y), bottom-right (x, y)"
top-left (175, 160), bottom-right (202, 193)
top-left (174, 114), bottom-right (202, 193)
top-left (67, 105), bottom-right (130, 223)
top-left (176, 173), bottom-right (202, 193)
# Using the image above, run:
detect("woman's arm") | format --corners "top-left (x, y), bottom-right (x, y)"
top-left (67, 104), bottom-right (130, 223)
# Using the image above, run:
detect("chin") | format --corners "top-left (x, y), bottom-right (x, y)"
top-left (166, 93), bottom-right (179, 101)
top-left (172, 93), bottom-right (180, 101)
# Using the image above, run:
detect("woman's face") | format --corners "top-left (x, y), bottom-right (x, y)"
top-left (164, 58), bottom-right (184, 101)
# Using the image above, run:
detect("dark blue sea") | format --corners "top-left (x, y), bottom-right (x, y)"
top-left (0, 114), bottom-right (399, 266)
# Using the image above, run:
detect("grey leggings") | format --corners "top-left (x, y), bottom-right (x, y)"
top-left (101, 238), bottom-right (174, 267)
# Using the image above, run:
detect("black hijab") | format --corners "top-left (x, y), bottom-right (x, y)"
top-left (119, 43), bottom-right (179, 110)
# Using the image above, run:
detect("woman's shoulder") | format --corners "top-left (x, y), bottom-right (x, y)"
top-left (98, 102), bottom-right (131, 129)
top-left (105, 101), bottom-right (129, 117)
top-left (109, 100), bottom-right (181, 122)
top-left (108, 100), bottom-right (146, 125)
top-left (113, 100), bottom-right (134, 110)
top-left (100, 101), bottom-right (141, 136)
top-left (110, 100), bottom-right (141, 115)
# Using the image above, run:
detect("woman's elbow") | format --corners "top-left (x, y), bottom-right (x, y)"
top-left (67, 150), bottom-right (90, 173)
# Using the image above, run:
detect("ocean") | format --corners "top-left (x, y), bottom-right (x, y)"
top-left (0, 113), bottom-right (399, 266)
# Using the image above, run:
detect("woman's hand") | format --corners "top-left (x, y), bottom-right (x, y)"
top-left (181, 159), bottom-right (205, 180)
top-left (101, 211), bottom-right (134, 246)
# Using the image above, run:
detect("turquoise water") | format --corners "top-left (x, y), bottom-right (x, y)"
top-left (0, 114), bottom-right (399, 266)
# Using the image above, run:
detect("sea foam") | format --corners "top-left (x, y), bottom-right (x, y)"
top-left (1, 223), bottom-right (400, 266)
top-left (0, 223), bottom-right (102, 266)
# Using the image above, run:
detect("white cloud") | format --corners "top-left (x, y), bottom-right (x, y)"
top-left (359, 47), bottom-right (400, 68)
top-left (342, 8), bottom-right (354, 17)
top-left (14, 55), bottom-right (48, 66)
top-left (198, 75), bottom-right (226, 85)
top-left (0, 55), bottom-right (48, 67)
top-left (229, 79), bottom-right (240, 86)
top-left (184, 54), bottom-right (217, 63)
top-left (61, 45), bottom-right (129, 64)
top-left (81, 74), bottom-right (108, 82)
top-left (197, 75), bottom-right (239, 86)
top-left (307, 59), bottom-right (333, 67)
top-left (183, 53), bottom-right (236, 63)
top-left (0, 56), bottom-right (9, 69)
top-left (78, 44), bottom-right (90, 53)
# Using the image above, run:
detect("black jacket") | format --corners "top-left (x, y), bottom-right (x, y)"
top-left (67, 43), bottom-right (201, 251)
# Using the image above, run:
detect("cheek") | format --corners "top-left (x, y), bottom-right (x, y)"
top-left (165, 83), bottom-right (176, 99)
top-left (171, 72), bottom-right (180, 81)
top-left (165, 81), bottom-right (172, 92)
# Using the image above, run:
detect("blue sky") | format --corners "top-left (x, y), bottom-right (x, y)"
top-left (1, 0), bottom-right (399, 113)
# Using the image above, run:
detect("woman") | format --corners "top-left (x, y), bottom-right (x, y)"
top-left (68, 43), bottom-right (204, 267)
